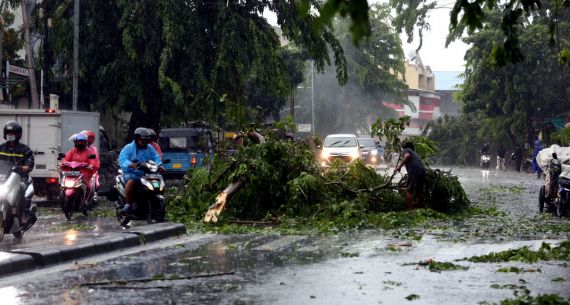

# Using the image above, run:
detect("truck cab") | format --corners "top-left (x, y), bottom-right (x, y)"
top-left (159, 127), bottom-right (215, 179)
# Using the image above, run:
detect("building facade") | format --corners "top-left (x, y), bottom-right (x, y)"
top-left (384, 56), bottom-right (442, 136)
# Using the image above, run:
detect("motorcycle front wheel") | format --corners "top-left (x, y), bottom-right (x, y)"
top-left (62, 192), bottom-right (75, 221)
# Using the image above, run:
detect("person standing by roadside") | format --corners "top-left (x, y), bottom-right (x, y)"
top-left (532, 139), bottom-right (543, 178)
top-left (496, 144), bottom-right (506, 171)
top-left (514, 144), bottom-right (523, 172)
top-left (395, 141), bottom-right (426, 210)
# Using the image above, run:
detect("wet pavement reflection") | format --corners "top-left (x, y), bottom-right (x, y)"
top-left (0, 200), bottom-right (135, 252)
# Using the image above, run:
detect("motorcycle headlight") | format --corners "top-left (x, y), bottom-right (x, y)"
top-left (140, 178), bottom-right (154, 190)
top-left (159, 179), bottom-right (165, 191)
top-left (321, 150), bottom-right (330, 159)
top-left (371, 149), bottom-right (378, 156)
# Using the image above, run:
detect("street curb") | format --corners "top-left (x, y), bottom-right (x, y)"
top-left (0, 222), bottom-right (186, 277)
top-left (123, 222), bottom-right (187, 243)
top-left (0, 253), bottom-right (36, 276)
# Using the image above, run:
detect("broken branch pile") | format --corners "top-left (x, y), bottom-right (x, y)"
top-left (167, 125), bottom-right (469, 229)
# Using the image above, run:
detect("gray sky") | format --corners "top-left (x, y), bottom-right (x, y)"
top-left (399, 6), bottom-right (469, 72)
top-left (264, 2), bottom-right (469, 72)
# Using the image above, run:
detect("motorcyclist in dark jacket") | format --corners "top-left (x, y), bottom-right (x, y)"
top-left (480, 143), bottom-right (490, 155)
top-left (0, 121), bottom-right (36, 224)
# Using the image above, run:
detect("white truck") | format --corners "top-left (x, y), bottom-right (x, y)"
top-left (0, 109), bottom-right (109, 199)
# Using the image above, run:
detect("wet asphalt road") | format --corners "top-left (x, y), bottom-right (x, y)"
top-left (0, 167), bottom-right (569, 305)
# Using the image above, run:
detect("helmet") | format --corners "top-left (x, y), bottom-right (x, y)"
top-left (147, 128), bottom-right (157, 141)
top-left (134, 127), bottom-right (151, 141)
top-left (4, 121), bottom-right (22, 141)
top-left (73, 133), bottom-right (88, 142)
top-left (80, 130), bottom-right (96, 145)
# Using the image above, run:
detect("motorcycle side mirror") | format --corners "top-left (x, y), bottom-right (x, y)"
top-left (163, 159), bottom-right (171, 164)
top-left (58, 153), bottom-right (65, 160)
top-left (88, 154), bottom-right (96, 159)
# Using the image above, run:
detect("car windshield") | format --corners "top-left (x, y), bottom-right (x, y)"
top-left (358, 138), bottom-right (376, 148)
top-left (324, 137), bottom-right (357, 147)
top-left (160, 128), bottom-right (212, 151)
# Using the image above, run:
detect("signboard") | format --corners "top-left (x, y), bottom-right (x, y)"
top-left (297, 123), bottom-right (312, 132)
top-left (8, 64), bottom-right (29, 77)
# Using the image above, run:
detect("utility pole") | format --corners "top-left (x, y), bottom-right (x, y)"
top-left (42, 0), bottom-right (51, 109)
top-left (72, 0), bottom-right (79, 110)
top-left (311, 60), bottom-right (315, 136)
top-left (21, 0), bottom-right (39, 108)
top-left (0, 1), bottom-right (6, 103)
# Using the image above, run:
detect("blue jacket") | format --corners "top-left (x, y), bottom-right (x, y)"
top-left (119, 141), bottom-right (162, 179)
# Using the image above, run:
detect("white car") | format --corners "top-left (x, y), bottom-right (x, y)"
top-left (320, 134), bottom-right (360, 167)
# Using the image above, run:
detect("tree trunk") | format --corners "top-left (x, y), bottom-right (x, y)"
top-left (125, 66), bottom-right (162, 144)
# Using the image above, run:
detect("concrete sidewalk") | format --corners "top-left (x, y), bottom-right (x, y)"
top-left (0, 222), bottom-right (186, 277)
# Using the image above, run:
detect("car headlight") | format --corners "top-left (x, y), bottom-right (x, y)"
top-left (350, 149), bottom-right (360, 159)
top-left (371, 149), bottom-right (378, 156)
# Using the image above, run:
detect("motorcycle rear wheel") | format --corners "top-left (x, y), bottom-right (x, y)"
top-left (0, 214), bottom-right (4, 242)
top-left (539, 186), bottom-right (545, 213)
top-left (13, 230), bottom-right (23, 239)
top-left (558, 193), bottom-right (569, 217)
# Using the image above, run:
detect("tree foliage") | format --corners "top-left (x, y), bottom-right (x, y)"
top-left (49, 0), bottom-right (349, 137)
top-left (460, 10), bottom-right (569, 143)
top-left (294, 4), bottom-right (408, 135)
top-left (390, 0), bottom-right (570, 67)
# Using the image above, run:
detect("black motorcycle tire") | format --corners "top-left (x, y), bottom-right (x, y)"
top-left (539, 186), bottom-right (545, 213)
top-left (62, 193), bottom-right (75, 221)
top-left (153, 200), bottom-right (166, 223)
top-left (558, 192), bottom-right (569, 218)
top-left (0, 214), bottom-right (4, 242)
top-left (146, 201), bottom-right (153, 224)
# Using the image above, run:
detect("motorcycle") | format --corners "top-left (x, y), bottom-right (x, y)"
top-left (0, 160), bottom-right (36, 241)
top-left (114, 159), bottom-right (169, 226)
top-left (480, 154), bottom-right (491, 169)
top-left (58, 154), bottom-right (97, 220)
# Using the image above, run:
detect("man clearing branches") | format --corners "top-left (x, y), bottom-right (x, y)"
top-left (395, 141), bottom-right (426, 210)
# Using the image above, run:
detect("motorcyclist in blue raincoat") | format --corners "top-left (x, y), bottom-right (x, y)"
top-left (119, 127), bottom-right (161, 213)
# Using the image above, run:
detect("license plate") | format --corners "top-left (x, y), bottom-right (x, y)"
top-left (172, 163), bottom-right (182, 169)
top-left (63, 171), bottom-right (81, 176)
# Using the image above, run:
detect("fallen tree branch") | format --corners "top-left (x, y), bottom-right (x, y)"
top-left (80, 272), bottom-right (235, 287)
top-left (204, 178), bottom-right (246, 222)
